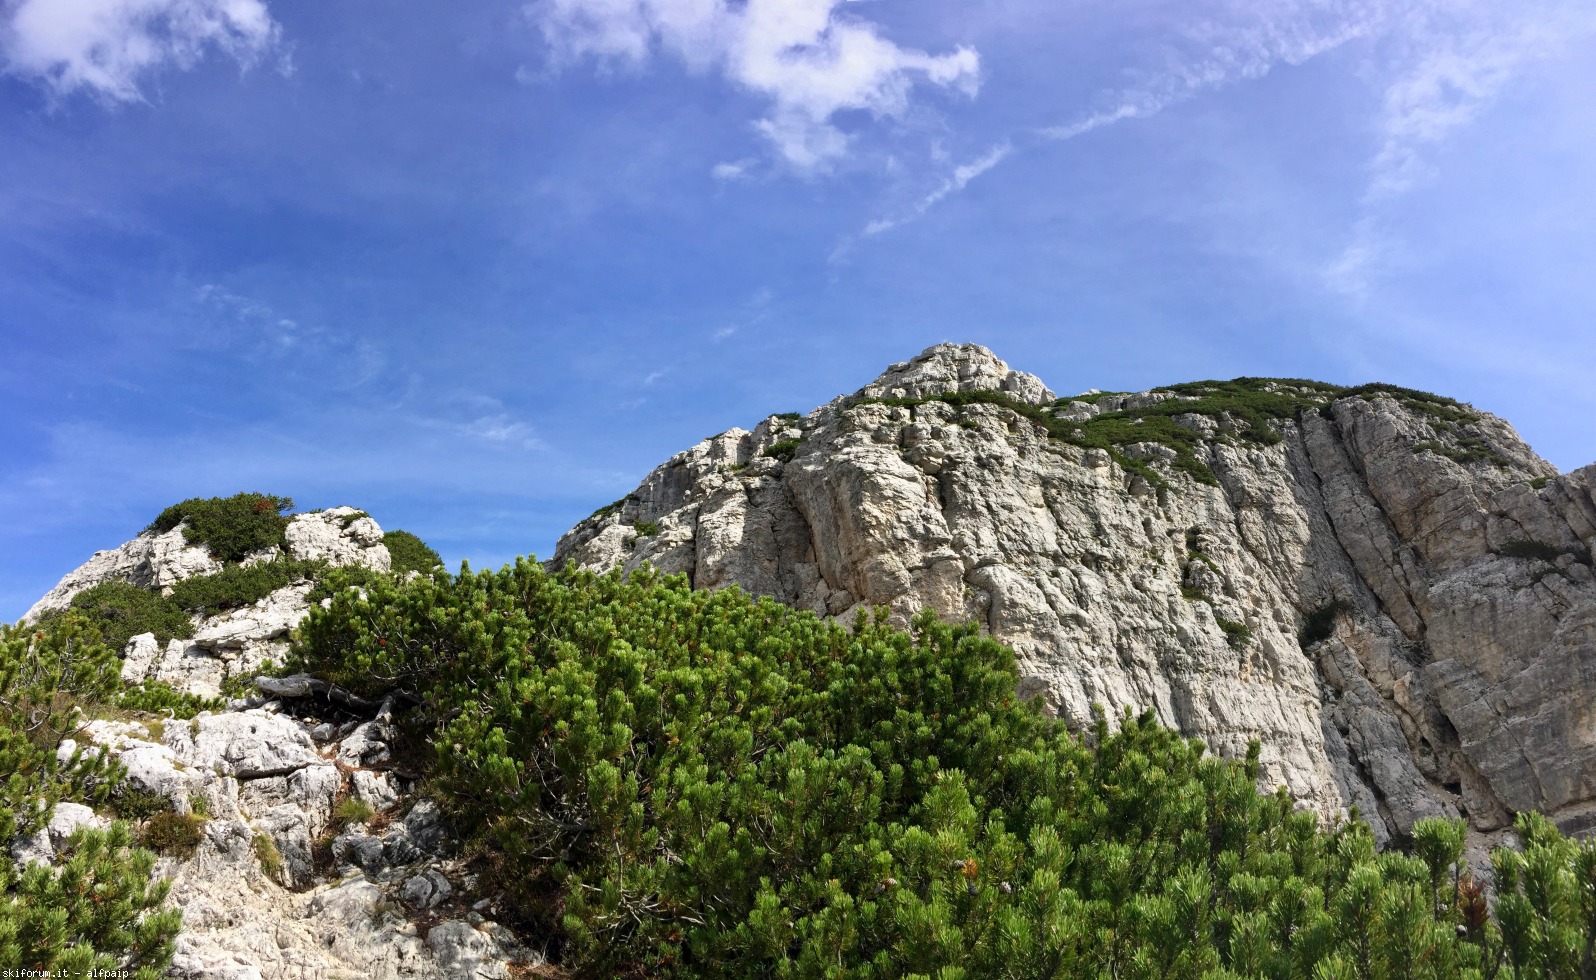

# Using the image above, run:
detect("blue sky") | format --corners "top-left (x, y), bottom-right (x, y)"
top-left (4, 0), bottom-right (1595, 620)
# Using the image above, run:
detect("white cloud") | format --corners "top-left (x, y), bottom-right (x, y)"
top-left (1043, 0), bottom-right (1389, 145)
top-left (1364, 10), bottom-right (1586, 199)
top-left (528, 0), bottom-right (980, 169)
top-left (1, 0), bottom-right (280, 102)
top-left (863, 140), bottom-right (1010, 236)
top-left (416, 393), bottom-right (546, 451)
top-left (711, 286), bottom-right (772, 340)
top-left (857, 0), bottom-right (1389, 240)
top-left (1322, 1), bottom-right (1596, 291)
top-left (712, 158), bottom-right (753, 180)
top-left (1320, 217), bottom-right (1399, 298)
top-left (461, 413), bottom-right (544, 448)
top-left (195, 283), bottom-right (386, 389)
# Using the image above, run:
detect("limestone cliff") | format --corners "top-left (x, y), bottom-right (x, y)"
top-left (554, 343), bottom-right (1596, 848)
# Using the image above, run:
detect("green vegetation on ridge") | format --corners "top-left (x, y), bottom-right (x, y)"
top-left (146, 492), bottom-right (295, 562)
top-left (382, 529), bottom-right (443, 576)
top-left (862, 377), bottom-right (1492, 489)
top-left (294, 560), bottom-right (1596, 979)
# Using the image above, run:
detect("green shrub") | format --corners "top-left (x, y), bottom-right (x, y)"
top-left (332, 796), bottom-right (375, 828)
top-left (0, 616), bottom-right (179, 974)
top-left (139, 811), bottom-right (205, 858)
top-left (167, 558), bottom-right (323, 617)
top-left (632, 520), bottom-right (661, 537)
top-left (1343, 382), bottom-right (1478, 423)
top-left (305, 565), bottom-right (386, 605)
top-left (1299, 599), bottom-right (1354, 647)
top-left (762, 438), bottom-right (802, 462)
top-left (57, 581), bottom-right (194, 652)
top-left (1531, 475), bottom-right (1552, 490)
top-left (110, 788), bottom-right (172, 822)
top-left (773, 412), bottom-right (802, 423)
top-left (1216, 615), bottom-right (1253, 650)
top-left (115, 680), bottom-right (222, 720)
top-left (1415, 438), bottom-right (1508, 468)
top-left (290, 561), bottom-right (1596, 979)
top-left (0, 823), bottom-right (180, 975)
top-left (383, 529), bottom-right (442, 576)
top-left (218, 663), bottom-right (277, 701)
top-left (868, 378), bottom-right (1504, 493)
top-left (1180, 586), bottom-right (1210, 603)
top-left (254, 832), bottom-right (284, 879)
top-left (145, 492), bottom-right (294, 562)
top-left (586, 495), bottom-right (634, 524)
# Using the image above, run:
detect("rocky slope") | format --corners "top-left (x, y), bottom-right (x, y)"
top-left (554, 343), bottom-right (1596, 849)
top-left (18, 509), bottom-right (536, 980)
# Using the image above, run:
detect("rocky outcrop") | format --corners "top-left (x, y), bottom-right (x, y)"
top-left (24, 526), bottom-right (223, 620)
top-left (35, 508), bottom-right (393, 698)
top-left (554, 343), bottom-right (1596, 847)
top-left (23, 508), bottom-right (533, 980)
top-left (24, 507), bottom-right (390, 623)
top-left (58, 696), bottom-right (537, 979)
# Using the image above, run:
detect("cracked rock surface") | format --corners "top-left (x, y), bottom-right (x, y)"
top-left (554, 343), bottom-right (1596, 847)
top-left (25, 509), bottom-right (536, 979)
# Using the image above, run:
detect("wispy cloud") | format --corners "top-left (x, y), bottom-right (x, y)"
top-left (0, 0), bottom-right (281, 103)
top-left (459, 413), bottom-right (544, 448)
top-left (857, 0), bottom-right (1388, 239)
top-left (410, 392), bottom-right (547, 451)
top-left (1364, 10), bottom-right (1585, 200)
top-left (527, 0), bottom-right (980, 170)
top-left (1324, 0), bottom-right (1596, 293)
top-left (862, 141), bottom-right (1011, 236)
top-left (712, 159), bottom-right (755, 181)
top-left (194, 283), bottom-right (386, 389)
top-left (711, 287), bottom-right (773, 341)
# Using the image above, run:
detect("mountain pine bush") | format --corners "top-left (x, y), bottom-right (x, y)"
top-left (383, 529), bottom-right (443, 576)
top-left (294, 561), bottom-right (1596, 979)
top-left (59, 580), bottom-right (195, 652)
top-left (146, 491), bottom-right (294, 562)
top-left (0, 615), bottom-right (179, 975)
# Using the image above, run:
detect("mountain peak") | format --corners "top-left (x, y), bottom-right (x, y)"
top-left (556, 343), bottom-right (1595, 851)
top-left (857, 342), bottom-right (1056, 406)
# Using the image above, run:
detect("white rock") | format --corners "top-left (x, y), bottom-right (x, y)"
top-left (402, 870), bottom-right (451, 910)
top-left (47, 801), bottom-right (106, 844)
top-left (23, 526), bottom-right (221, 621)
top-left (169, 711), bottom-right (324, 779)
top-left (286, 508), bottom-right (392, 571)
top-left (554, 342), bottom-right (1594, 846)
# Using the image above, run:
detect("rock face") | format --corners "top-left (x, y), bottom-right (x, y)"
top-left (23, 508), bottom-right (534, 980)
top-left (24, 507), bottom-right (390, 623)
top-left (63, 714), bottom-right (535, 980)
top-left (37, 508), bottom-right (394, 699)
top-left (554, 343), bottom-right (1596, 846)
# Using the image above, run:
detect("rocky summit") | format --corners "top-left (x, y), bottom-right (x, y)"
top-left (555, 342), bottom-right (1596, 851)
